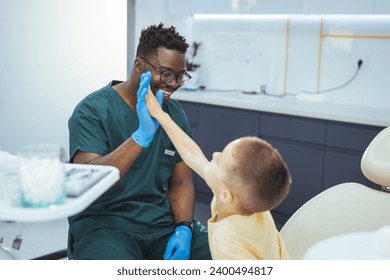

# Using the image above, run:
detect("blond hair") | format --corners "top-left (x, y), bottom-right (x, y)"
top-left (225, 136), bottom-right (291, 215)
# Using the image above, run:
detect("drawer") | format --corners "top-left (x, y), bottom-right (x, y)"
top-left (265, 138), bottom-right (324, 216)
top-left (260, 113), bottom-right (326, 145)
top-left (326, 122), bottom-right (384, 152)
top-left (323, 150), bottom-right (378, 190)
top-left (178, 101), bottom-right (198, 124)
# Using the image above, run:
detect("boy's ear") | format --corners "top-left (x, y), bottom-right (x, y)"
top-left (219, 187), bottom-right (233, 203)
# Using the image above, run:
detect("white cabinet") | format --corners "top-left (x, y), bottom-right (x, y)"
top-left (373, 0), bottom-right (390, 13)
top-left (168, 0), bottom-right (230, 15)
top-left (168, 0), bottom-right (380, 15)
top-left (168, 0), bottom-right (305, 15)
top-left (306, 0), bottom-right (374, 14)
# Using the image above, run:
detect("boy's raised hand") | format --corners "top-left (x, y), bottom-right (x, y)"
top-left (145, 88), bottom-right (164, 119)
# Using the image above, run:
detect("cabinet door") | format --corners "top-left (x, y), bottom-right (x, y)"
top-left (178, 101), bottom-right (199, 127)
top-left (261, 113), bottom-right (326, 145)
top-left (197, 104), bottom-right (260, 199)
top-left (323, 150), bottom-right (381, 190)
top-left (324, 121), bottom-right (384, 190)
top-left (260, 112), bottom-right (326, 218)
top-left (177, 101), bottom-right (201, 195)
top-left (264, 138), bottom-right (324, 217)
top-left (178, 101), bottom-right (199, 141)
top-left (326, 122), bottom-right (383, 152)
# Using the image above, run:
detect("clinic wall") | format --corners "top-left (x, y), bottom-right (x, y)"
top-left (135, 0), bottom-right (390, 109)
top-left (132, 0), bottom-right (194, 60)
top-left (192, 15), bottom-right (390, 109)
top-left (0, 0), bottom-right (127, 157)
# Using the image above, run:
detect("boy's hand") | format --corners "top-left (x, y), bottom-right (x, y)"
top-left (146, 89), bottom-right (164, 119)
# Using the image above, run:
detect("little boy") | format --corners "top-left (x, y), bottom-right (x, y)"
top-left (144, 89), bottom-right (292, 260)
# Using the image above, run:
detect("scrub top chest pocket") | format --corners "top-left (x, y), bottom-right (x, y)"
top-left (156, 146), bottom-right (180, 189)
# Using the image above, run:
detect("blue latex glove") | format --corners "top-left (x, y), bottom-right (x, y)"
top-left (132, 72), bottom-right (163, 147)
top-left (163, 226), bottom-right (193, 260)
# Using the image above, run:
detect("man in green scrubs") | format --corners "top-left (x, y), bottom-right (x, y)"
top-left (67, 23), bottom-right (211, 260)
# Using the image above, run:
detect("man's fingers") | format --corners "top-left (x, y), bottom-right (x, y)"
top-left (138, 72), bottom-right (151, 99)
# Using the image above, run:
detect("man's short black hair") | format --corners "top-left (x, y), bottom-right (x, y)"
top-left (136, 23), bottom-right (189, 58)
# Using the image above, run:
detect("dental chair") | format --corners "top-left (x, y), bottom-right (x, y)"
top-left (280, 126), bottom-right (390, 260)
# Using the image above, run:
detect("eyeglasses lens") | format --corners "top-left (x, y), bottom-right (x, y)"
top-left (177, 74), bottom-right (189, 85)
top-left (161, 71), bottom-right (174, 83)
top-left (161, 71), bottom-right (191, 86)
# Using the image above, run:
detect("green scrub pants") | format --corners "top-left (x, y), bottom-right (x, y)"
top-left (69, 219), bottom-right (211, 260)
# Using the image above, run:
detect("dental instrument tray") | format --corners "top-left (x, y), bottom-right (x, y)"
top-left (65, 166), bottom-right (113, 197)
top-left (0, 164), bottom-right (119, 223)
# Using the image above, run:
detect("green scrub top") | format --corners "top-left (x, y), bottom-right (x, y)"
top-left (68, 81), bottom-right (192, 236)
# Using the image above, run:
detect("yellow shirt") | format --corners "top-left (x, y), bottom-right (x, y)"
top-left (207, 197), bottom-right (290, 260)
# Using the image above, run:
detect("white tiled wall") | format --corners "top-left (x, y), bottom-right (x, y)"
top-left (319, 15), bottom-right (390, 107)
top-left (137, 1), bottom-right (390, 109)
top-left (190, 15), bottom-right (390, 109)
top-left (193, 16), bottom-right (288, 93)
top-left (168, 0), bottom-right (387, 15)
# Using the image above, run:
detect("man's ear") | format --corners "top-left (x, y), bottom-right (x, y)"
top-left (134, 58), bottom-right (144, 75)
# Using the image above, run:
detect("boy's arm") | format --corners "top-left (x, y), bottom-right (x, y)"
top-left (145, 91), bottom-right (209, 179)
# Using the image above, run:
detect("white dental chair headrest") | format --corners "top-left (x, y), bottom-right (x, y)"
top-left (361, 126), bottom-right (390, 187)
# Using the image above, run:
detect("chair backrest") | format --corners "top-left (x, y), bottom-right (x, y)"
top-left (279, 182), bottom-right (390, 259)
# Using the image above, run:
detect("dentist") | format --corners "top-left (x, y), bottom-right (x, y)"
top-left (67, 23), bottom-right (211, 260)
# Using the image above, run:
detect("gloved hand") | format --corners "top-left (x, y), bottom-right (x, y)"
top-left (132, 71), bottom-right (163, 148)
top-left (163, 226), bottom-right (192, 260)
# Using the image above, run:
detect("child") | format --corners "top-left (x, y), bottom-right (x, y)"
top-left (145, 90), bottom-right (292, 260)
